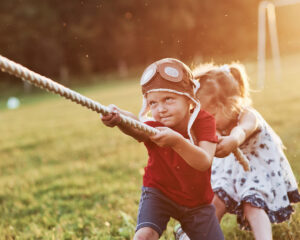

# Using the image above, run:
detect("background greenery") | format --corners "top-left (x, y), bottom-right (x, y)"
top-left (0, 55), bottom-right (299, 239)
top-left (1, 0), bottom-right (300, 90)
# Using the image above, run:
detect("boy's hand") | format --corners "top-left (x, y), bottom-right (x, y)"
top-left (215, 135), bottom-right (238, 158)
top-left (149, 127), bottom-right (182, 148)
top-left (100, 105), bottom-right (121, 128)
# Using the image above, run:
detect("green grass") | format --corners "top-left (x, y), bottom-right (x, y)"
top-left (0, 55), bottom-right (300, 239)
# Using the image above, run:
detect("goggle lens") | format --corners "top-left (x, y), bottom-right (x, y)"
top-left (140, 61), bottom-right (183, 86)
top-left (164, 66), bottom-right (179, 78)
top-left (140, 65), bottom-right (156, 85)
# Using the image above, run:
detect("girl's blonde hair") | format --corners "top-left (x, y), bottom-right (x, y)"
top-left (193, 62), bottom-right (252, 116)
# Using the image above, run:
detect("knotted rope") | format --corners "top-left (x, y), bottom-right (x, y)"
top-left (0, 55), bottom-right (249, 171)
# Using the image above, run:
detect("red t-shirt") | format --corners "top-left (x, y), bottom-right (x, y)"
top-left (143, 110), bottom-right (218, 207)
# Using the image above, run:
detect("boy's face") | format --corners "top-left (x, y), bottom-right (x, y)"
top-left (146, 91), bottom-right (191, 130)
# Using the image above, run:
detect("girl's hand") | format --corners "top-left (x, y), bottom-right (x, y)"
top-left (215, 135), bottom-right (238, 158)
top-left (100, 105), bottom-right (121, 128)
top-left (149, 127), bottom-right (182, 148)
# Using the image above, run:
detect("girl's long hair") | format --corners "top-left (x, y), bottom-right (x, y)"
top-left (193, 62), bottom-right (252, 116)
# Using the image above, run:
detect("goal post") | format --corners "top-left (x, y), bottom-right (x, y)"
top-left (257, 0), bottom-right (300, 88)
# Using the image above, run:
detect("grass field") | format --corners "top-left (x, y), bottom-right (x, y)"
top-left (0, 55), bottom-right (300, 239)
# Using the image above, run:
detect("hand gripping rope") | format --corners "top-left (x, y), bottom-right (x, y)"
top-left (0, 55), bottom-right (250, 171)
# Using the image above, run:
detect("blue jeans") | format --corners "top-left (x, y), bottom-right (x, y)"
top-left (136, 187), bottom-right (224, 240)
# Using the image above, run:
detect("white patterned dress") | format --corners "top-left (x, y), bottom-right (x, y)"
top-left (211, 108), bottom-right (300, 229)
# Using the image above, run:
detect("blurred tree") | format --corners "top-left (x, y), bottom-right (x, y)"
top-left (0, 0), bottom-right (264, 90)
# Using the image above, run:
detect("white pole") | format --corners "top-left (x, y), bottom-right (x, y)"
top-left (257, 1), bottom-right (268, 88)
top-left (267, 3), bottom-right (282, 82)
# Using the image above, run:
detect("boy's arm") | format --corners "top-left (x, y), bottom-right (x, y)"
top-left (101, 105), bottom-right (149, 142)
top-left (118, 119), bottom-right (150, 142)
top-left (150, 127), bottom-right (216, 171)
top-left (173, 138), bottom-right (216, 171)
top-left (216, 109), bottom-right (258, 157)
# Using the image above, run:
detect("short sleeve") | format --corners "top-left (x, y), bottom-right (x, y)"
top-left (193, 110), bottom-right (218, 143)
top-left (144, 121), bottom-right (163, 128)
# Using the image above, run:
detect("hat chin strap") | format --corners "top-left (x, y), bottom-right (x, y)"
top-left (139, 89), bottom-right (201, 145)
top-left (193, 79), bottom-right (200, 94)
top-left (187, 102), bottom-right (200, 144)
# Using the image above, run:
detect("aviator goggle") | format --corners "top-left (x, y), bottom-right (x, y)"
top-left (140, 59), bottom-right (185, 86)
top-left (140, 58), bottom-right (196, 97)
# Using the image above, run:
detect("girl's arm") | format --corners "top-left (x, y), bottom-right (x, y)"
top-left (150, 127), bottom-right (216, 171)
top-left (216, 109), bottom-right (258, 157)
top-left (101, 105), bottom-right (149, 142)
top-left (231, 109), bottom-right (258, 145)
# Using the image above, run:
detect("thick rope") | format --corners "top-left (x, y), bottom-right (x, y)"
top-left (0, 55), bottom-right (158, 135)
top-left (233, 149), bottom-right (250, 171)
top-left (0, 54), bottom-right (249, 171)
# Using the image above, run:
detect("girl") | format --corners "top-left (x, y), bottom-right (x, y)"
top-left (175, 63), bottom-right (300, 240)
top-left (101, 58), bottom-right (224, 240)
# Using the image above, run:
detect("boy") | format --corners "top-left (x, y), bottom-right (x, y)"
top-left (101, 58), bottom-right (224, 240)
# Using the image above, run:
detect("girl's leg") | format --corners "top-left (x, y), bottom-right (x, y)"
top-left (134, 227), bottom-right (159, 240)
top-left (212, 194), bottom-right (227, 222)
top-left (243, 203), bottom-right (272, 240)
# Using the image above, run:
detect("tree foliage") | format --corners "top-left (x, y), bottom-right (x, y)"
top-left (0, 0), bottom-right (262, 85)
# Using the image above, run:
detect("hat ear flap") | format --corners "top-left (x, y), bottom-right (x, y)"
top-left (139, 97), bottom-right (151, 122)
top-left (193, 79), bottom-right (200, 94)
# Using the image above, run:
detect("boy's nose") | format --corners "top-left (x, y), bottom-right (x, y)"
top-left (158, 103), bottom-right (167, 113)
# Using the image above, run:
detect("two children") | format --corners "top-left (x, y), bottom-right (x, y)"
top-left (101, 58), bottom-right (224, 239)
top-left (101, 58), bottom-right (299, 239)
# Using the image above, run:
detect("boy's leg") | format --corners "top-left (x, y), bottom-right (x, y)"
top-left (135, 187), bottom-right (173, 238)
top-left (174, 195), bottom-right (226, 240)
top-left (212, 194), bottom-right (227, 222)
top-left (181, 204), bottom-right (224, 240)
top-left (243, 203), bottom-right (272, 240)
